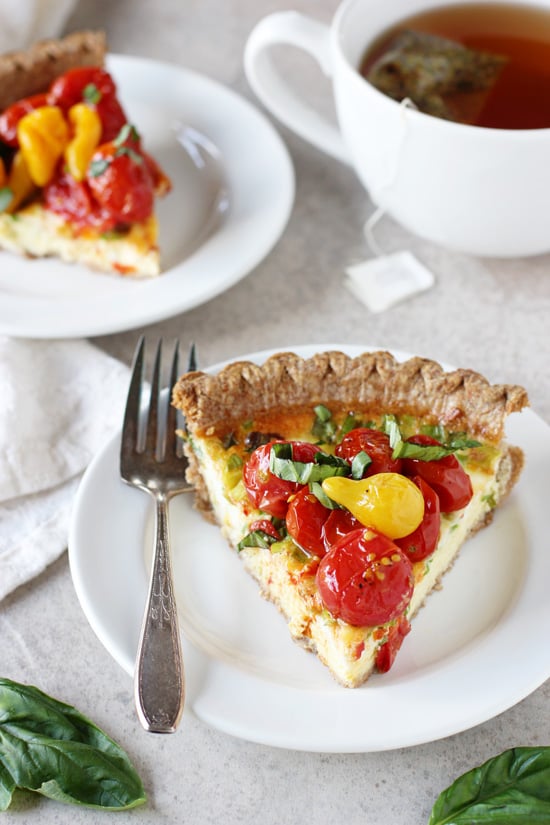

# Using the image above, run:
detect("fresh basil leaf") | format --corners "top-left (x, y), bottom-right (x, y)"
top-left (0, 762), bottom-right (15, 811)
top-left (351, 450), bottom-right (372, 479)
top-left (0, 187), bottom-right (13, 213)
top-left (447, 434), bottom-right (482, 451)
top-left (269, 443), bottom-right (350, 483)
top-left (114, 123), bottom-right (139, 147)
top-left (237, 529), bottom-right (277, 551)
top-left (313, 404), bottom-right (331, 423)
top-left (88, 158), bottom-right (110, 178)
top-left (226, 453), bottom-right (242, 470)
top-left (311, 404), bottom-right (337, 443)
top-left (82, 83), bottom-right (101, 104)
top-left (340, 412), bottom-right (366, 437)
top-left (429, 746), bottom-right (550, 823)
top-left (394, 442), bottom-right (455, 461)
top-left (383, 414), bottom-right (480, 461)
top-left (429, 747), bottom-right (550, 825)
top-left (309, 481), bottom-right (340, 510)
top-left (0, 678), bottom-right (146, 811)
top-left (115, 145), bottom-right (143, 165)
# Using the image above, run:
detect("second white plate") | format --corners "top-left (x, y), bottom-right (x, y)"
top-left (69, 345), bottom-right (550, 752)
top-left (0, 55), bottom-right (294, 339)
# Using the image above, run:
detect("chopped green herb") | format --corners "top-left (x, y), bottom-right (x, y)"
top-left (313, 404), bottom-right (331, 423)
top-left (482, 491), bottom-right (497, 508)
top-left (237, 529), bottom-right (278, 551)
top-left (340, 412), bottom-right (365, 437)
top-left (114, 123), bottom-right (140, 147)
top-left (309, 481), bottom-right (340, 510)
top-left (82, 83), bottom-right (101, 104)
top-left (350, 450), bottom-right (372, 479)
top-left (116, 145), bottom-right (143, 165)
top-left (0, 187), bottom-right (13, 213)
top-left (311, 404), bottom-right (337, 443)
top-left (383, 414), bottom-right (480, 461)
top-left (269, 442), bottom-right (350, 484)
top-left (100, 230), bottom-right (124, 240)
top-left (88, 157), bottom-right (110, 178)
top-left (226, 453), bottom-right (243, 471)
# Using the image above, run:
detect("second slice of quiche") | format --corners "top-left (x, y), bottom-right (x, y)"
top-left (0, 31), bottom-right (171, 277)
top-left (172, 350), bottom-right (528, 687)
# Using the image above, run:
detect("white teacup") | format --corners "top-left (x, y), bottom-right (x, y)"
top-left (244, 0), bottom-right (550, 258)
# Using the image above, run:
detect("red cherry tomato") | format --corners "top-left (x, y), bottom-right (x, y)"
top-left (395, 476), bottom-right (440, 562)
top-left (316, 529), bottom-right (413, 626)
top-left (43, 169), bottom-right (114, 231)
top-left (248, 519), bottom-right (282, 542)
top-left (243, 440), bottom-right (319, 519)
top-left (286, 488), bottom-right (330, 556)
top-left (335, 428), bottom-right (403, 476)
top-left (86, 141), bottom-right (154, 224)
top-left (48, 66), bottom-right (127, 142)
top-left (320, 509), bottom-right (360, 554)
top-left (0, 93), bottom-right (48, 146)
top-left (375, 615), bottom-right (411, 673)
top-left (401, 435), bottom-right (473, 513)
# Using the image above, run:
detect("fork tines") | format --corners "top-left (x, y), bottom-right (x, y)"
top-left (121, 336), bottom-right (182, 463)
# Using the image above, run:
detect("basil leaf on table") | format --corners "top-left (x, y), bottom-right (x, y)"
top-left (429, 747), bottom-right (550, 824)
top-left (0, 678), bottom-right (146, 811)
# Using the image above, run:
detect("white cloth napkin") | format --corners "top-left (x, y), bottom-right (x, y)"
top-left (0, 338), bottom-right (129, 601)
top-left (0, 0), bottom-right (77, 53)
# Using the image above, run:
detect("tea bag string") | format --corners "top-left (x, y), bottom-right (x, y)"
top-left (364, 97), bottom-right (417, 258)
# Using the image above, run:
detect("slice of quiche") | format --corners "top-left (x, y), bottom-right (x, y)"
top-left (0, 31), bottom-right (171, 277)
top-left (172, 350), bottom-right (528, 687)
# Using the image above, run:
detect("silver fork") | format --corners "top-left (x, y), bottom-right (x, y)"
top-left (120, 336), bottom-right (194, 733)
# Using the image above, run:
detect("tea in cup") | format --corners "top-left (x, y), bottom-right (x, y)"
top-left (244, 0), bottom-right (550, 257)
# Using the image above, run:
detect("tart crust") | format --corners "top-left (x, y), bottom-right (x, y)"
top-left (0, 31), bottom-right (106, 111)
top-left (173, 350), bottom-right (529, 443)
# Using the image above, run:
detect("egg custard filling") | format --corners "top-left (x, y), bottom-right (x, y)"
top-left (172, 350), bottom-right (528, 687)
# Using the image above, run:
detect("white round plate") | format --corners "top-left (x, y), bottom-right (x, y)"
top-left (69, 345), bottom-right (550, 752)
top-left (0, 55), bottom-right (294, 339)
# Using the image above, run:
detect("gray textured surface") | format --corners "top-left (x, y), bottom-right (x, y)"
top-left (2, 0), bottom-right (549, 822)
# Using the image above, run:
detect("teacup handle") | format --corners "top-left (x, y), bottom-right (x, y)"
top-left (244, 12), bottom-right (351, 164)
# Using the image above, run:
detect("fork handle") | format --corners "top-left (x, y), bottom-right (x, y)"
top-left (134, 492), bottom-right (184, 733)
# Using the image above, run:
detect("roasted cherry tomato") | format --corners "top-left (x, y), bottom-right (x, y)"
top-left (86, 140), bottom-right (154, 224)
top-left (395, 476), bottom-right (440, 562)
top-left (316, 528), bottom-right (413, 626)
top-left (243, 440), bottom-right (319, 519)
top-left (43, 168), bottom-right (114, 231)
top-left (248, 519), bottom-right (282, 542)
top-left (0, 93), bottom-right (48, 147)
top-left (401, 434), bottom-right (473, 513)
top-left (321, 509), bottom-right (360, 554)
top-left (48, 67), bottom-right (127, 142)
top-left (375, 615), bottom-right (411, 672)
top-left (286, 488), bottom-right (330, 556)
top-left (335, 428), bottom-right (403, 476)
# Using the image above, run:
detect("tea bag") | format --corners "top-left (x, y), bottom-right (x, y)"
top-left (366, 30), bottom-right (507, 123)
top-left (345, 248), bottom-right (434, 313)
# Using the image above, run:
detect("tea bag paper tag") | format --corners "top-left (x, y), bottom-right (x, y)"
top-left (345, 251), bottom-right (434, 313)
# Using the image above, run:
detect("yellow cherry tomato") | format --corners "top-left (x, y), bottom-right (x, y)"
top-left (321, 472), bottom-right (424, 539)
top-left (17, 105), bottom-right (69, 186)
top-left (4, 151), bottom-right (35, 212)
top-left (64, 103), bottom-right (102, 182)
